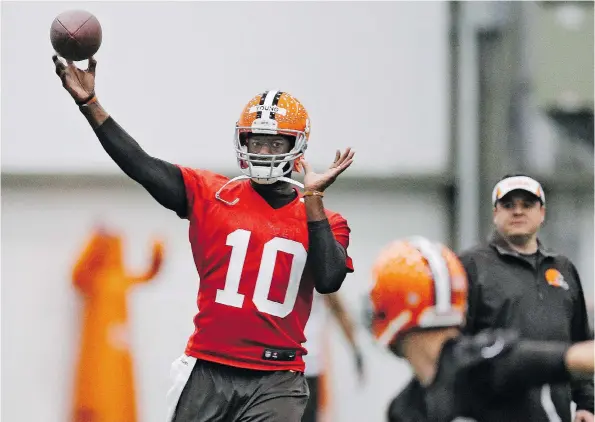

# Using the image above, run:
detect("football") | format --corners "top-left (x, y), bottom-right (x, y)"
top-left (50, 10), bottom-right (102, 61)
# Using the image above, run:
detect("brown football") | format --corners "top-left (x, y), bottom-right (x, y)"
top-left (50, 10), bottom-right (102, 61)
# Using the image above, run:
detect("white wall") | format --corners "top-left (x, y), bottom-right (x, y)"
top-left (1, 1), bottom-right (450, 176)
top-left (1, 183), bottom-right (449, 422)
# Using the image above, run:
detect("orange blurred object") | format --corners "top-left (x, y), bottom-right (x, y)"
top-left (70, 228), bottom-right (164, 422)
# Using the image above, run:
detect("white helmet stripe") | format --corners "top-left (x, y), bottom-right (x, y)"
top-left (408, 237), bottom-right (452, 314)
top-left (259, 90), bottom-right (279, 120)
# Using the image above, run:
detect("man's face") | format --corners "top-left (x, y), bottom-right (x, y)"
top-left (245, 135), bottom-right (292, 156)
top-left (493, 190), bottom-right (545, 243)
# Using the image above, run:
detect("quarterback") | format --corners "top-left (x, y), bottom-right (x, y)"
top-left (53, 55), bottom-right (355, 422)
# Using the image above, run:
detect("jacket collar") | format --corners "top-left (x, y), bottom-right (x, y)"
top-left (489, 230), bottom-right (557, 258)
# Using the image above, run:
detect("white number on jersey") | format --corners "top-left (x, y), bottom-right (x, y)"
top-left (215, 229), bottom-right (308, 318)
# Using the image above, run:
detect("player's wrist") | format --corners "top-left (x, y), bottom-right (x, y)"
top-left (303, 190), bottom-right (324, 198)
top-left (76, 92), bottom-right (97, 106)
top-left (78, 98), bottom-right (110, 129)
top-left (304, 196), bottom-right (327, 222)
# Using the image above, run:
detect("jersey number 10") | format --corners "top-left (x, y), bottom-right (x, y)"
top-left (215, 229), bottom-right (308, 318)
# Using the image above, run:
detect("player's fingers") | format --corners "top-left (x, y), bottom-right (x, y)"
top-left (334, 158), bottom-right (354, 175)
top-left (66, 60), bottom-right (79, 74)
top-left (54, 62), bottom-right (68, 84)
top-left (54, 63), bottom-right (65, 78)
top-left (334, 150), bottom-right (341, 163)
top-left (330, 149), bottom-right (342, 168)
top-left (53, 54), bottom-right (66, 73)
top-left (57, 69), bottom-right (67, 85)
top-left (334, 147), bottom-right (352, 167)
top-left (325, 164), bottom-right (350, 183)
top-left (344, 147), bottom-right (354, 159)
top-left (87, 56), bottom-right (97, 75)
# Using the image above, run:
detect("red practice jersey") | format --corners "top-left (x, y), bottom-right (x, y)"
top-left (177, 167), bottom-right (354, 372)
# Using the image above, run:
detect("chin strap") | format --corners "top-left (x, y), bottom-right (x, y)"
top-left (215, 176), bottom-right (305, 206)
top-left (278, 177), bottom-right (305, 189)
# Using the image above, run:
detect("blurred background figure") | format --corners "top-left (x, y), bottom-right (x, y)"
top-left (2, 2), bottom-right (592, 421)
top-left (71, 228), bottom-right (164, 422)
top-left (302, 292), bottom-right (365, 422)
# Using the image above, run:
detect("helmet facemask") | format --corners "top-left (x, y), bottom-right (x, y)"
top-left (234, 121), bottom-right (307, 185)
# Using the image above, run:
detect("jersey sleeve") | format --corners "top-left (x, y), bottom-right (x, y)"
top-left (328, 212), bottom-right (354, 272)
top-left (175, 166), bottom-right (227, 219)
top-left (467, 329), bottom-right (570, 397)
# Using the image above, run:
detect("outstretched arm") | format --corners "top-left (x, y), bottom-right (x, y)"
top-left (52, 55), bottom-right (188, 217)
top-left (486, 336), bottom-right (594, 395)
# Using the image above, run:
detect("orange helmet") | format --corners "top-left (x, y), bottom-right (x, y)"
top-left (368, 237), bottom-right (468, 349)
top-left (234, 90), bottom-right (311, 184)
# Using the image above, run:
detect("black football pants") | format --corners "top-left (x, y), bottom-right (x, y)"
top-left (172, 359), bottom-right (309, 422)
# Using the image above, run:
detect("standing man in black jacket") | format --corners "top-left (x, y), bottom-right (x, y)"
top-left (460, 173), bottom-right (594, 422)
